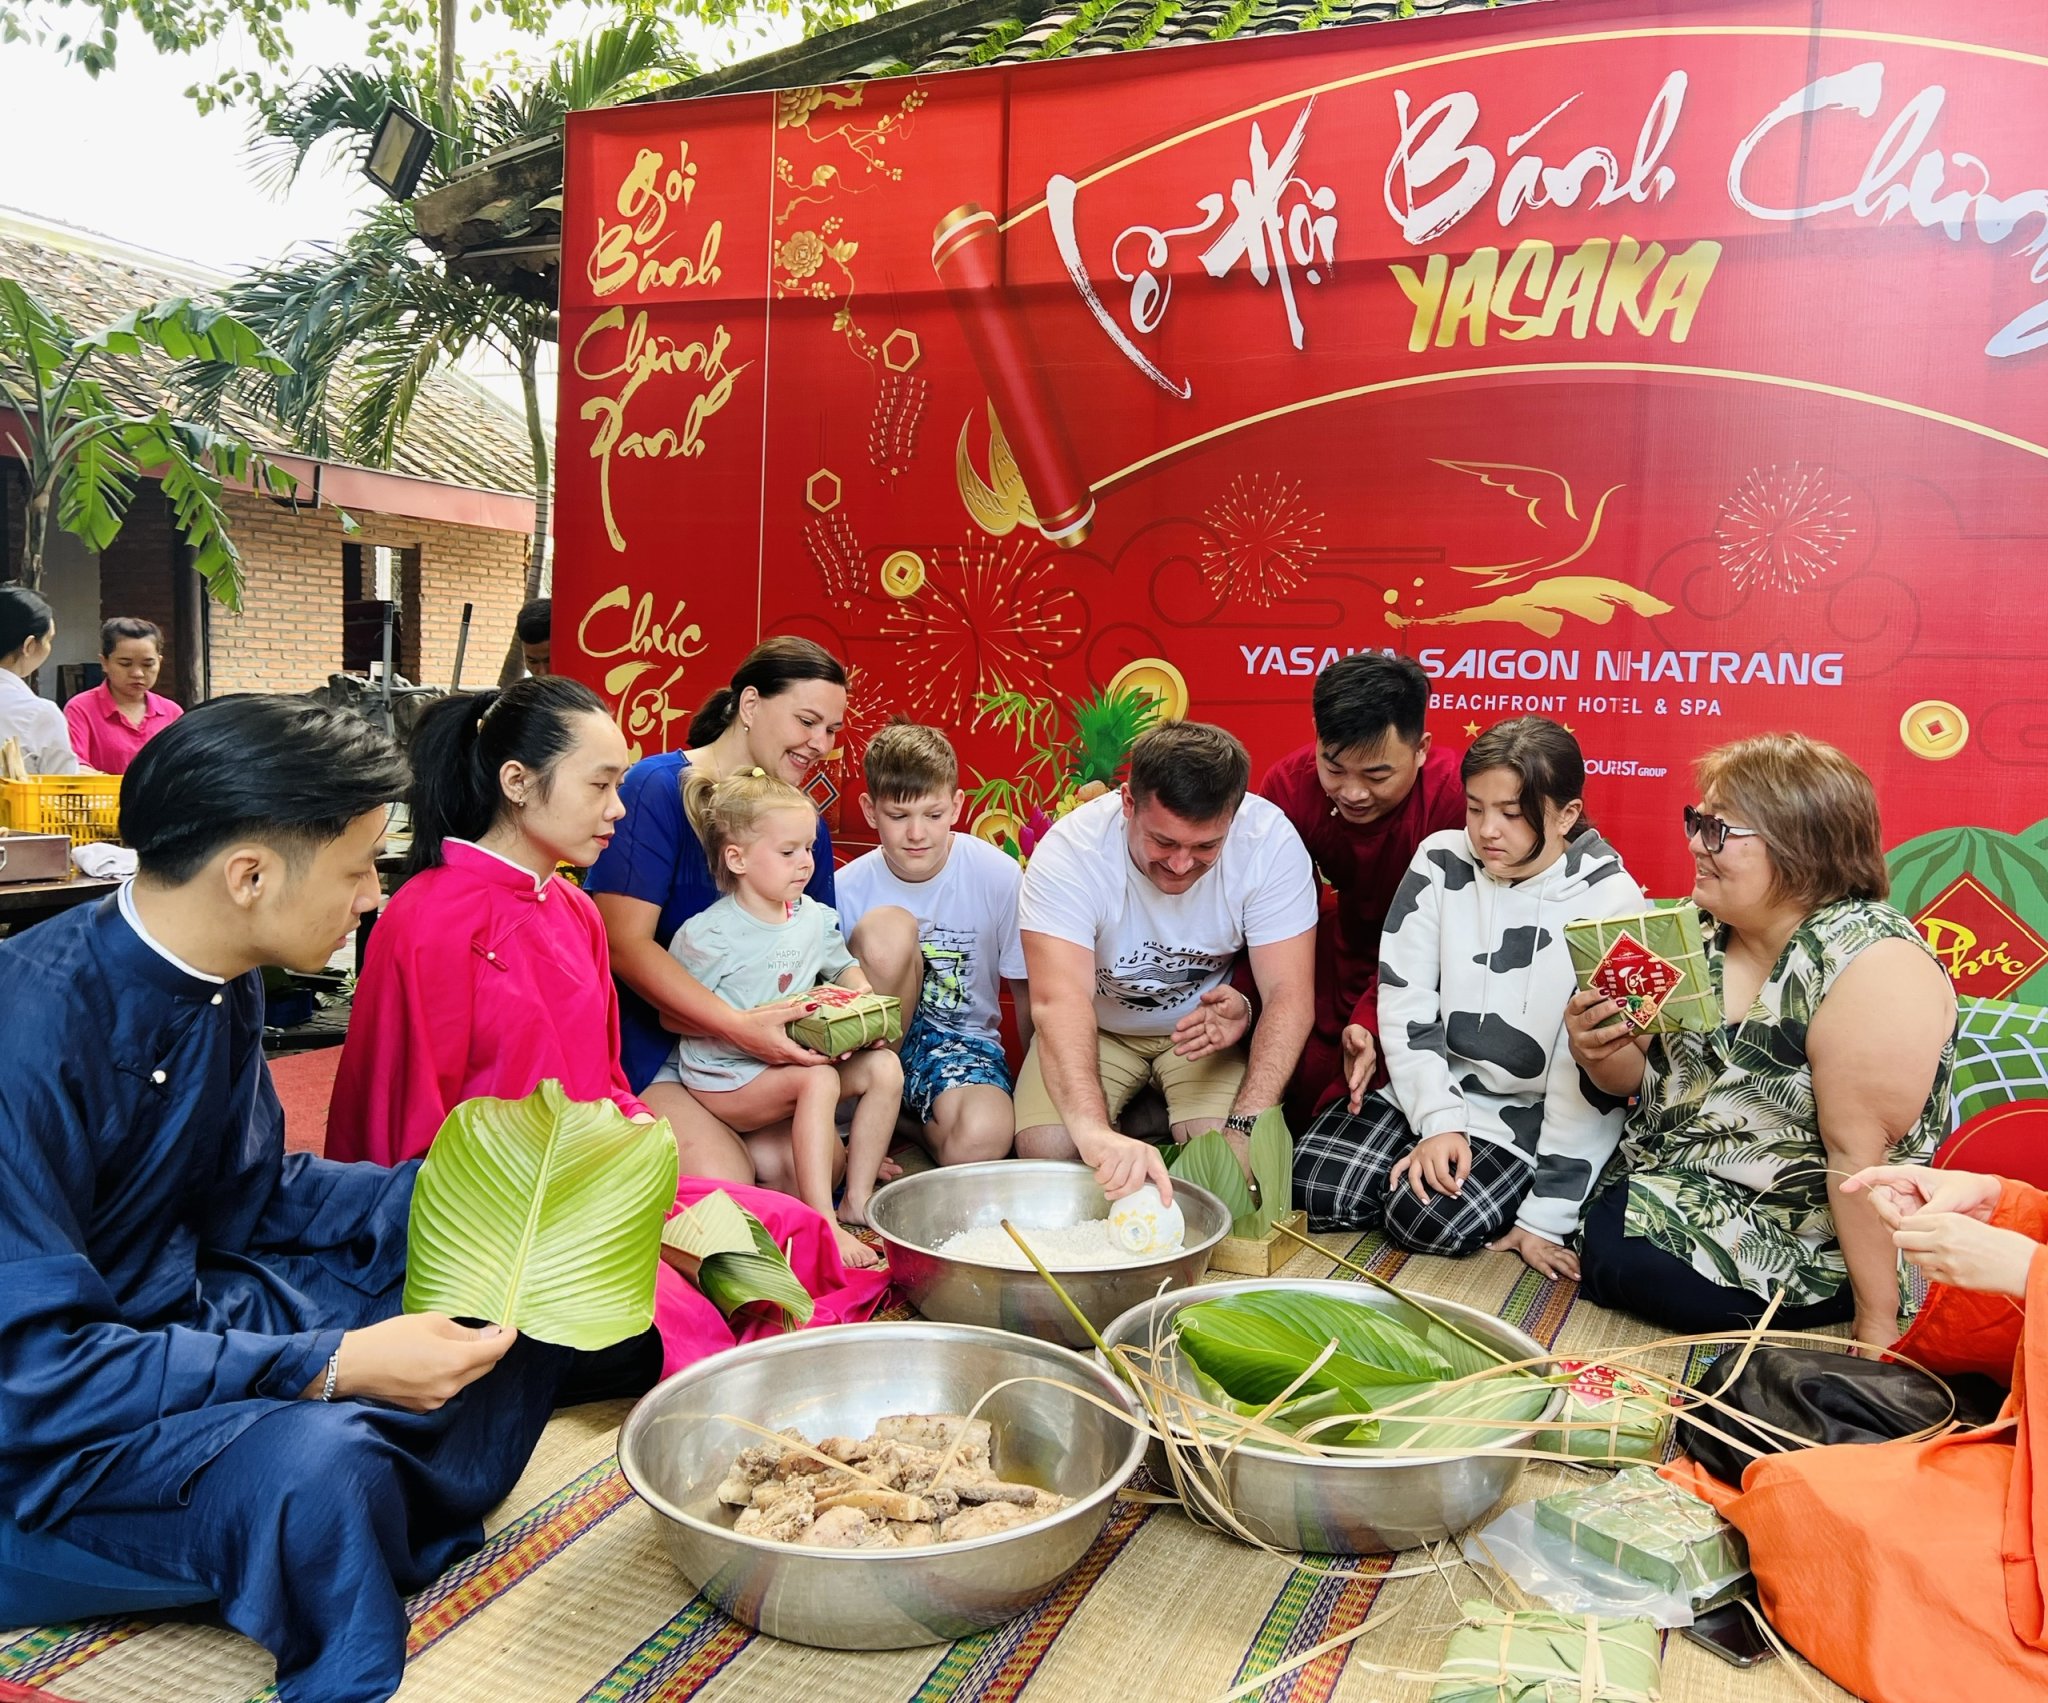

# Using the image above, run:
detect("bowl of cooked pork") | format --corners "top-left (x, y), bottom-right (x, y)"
top-left (617, 1320), bottom-right (1147, 1648)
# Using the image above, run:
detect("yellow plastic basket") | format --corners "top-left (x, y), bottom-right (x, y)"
top-left (0, 776), bottom-right (123, 845)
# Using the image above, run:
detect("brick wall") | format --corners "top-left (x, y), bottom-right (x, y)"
top-left (208, 490), bottom-right (530, 696)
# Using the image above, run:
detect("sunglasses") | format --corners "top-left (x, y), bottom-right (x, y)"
top-left (1683, 805), bottom-right (1764, 855)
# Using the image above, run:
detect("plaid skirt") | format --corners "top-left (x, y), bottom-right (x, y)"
top-left (1292, 1094), bottom-right (1532, 1256)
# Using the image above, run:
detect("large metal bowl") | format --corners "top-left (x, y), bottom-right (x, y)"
top-left (1101, 1277), bottom-right (1564, 1554)
top-left (869, 1160), bottom-right (1232, 1348)
top-left (618, 1320), bottom-right (1146, 1649)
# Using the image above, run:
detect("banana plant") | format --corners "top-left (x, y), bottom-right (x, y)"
top-left (0, 281), bottom-right (291, 606)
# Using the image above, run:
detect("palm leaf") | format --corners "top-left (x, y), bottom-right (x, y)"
top-left (404, 1081), bottom-right (681, 1350)
top-left (0, 276), bottom-right (74, 393)
top-left (80, 297), bottom-right (288, 373)
top-left (55, 428), bottom-right (137, 553)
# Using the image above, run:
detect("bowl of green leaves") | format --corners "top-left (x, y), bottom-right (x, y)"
top-left (1099, 1278), bottom-right (1561, 1554)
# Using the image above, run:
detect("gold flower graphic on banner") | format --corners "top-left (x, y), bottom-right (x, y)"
top-left (1716, 462), bottom-right (1855, 594)
top-left (776, 86), bottom-right (859, 129)
top-left (1200, 473), bottom-right (1323, 608)
top-left (880, 533), bottom-right (1083, 725)
top-left (772, 83), bottom-right (926, 365)
top-left (777, 230), bottom-right (827, 279)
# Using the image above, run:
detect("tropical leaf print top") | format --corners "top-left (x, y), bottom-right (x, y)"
top-left (1609, 899), bottom-right (1955, 1306)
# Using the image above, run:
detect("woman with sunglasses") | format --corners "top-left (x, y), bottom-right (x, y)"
top-left (1567, 734), bottom-right (1956, 1350)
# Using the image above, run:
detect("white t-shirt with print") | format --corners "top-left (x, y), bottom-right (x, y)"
top-left (835, 834), bottom-right (1026, 1041)
top-left (1018, 791), bottom-right (1316, 1037)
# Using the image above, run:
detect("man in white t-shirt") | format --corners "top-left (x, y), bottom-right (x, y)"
top-left (1016, 721), bottom-right (1318, 1199)
top-left (836, 723), bottom-right (1030, 1166)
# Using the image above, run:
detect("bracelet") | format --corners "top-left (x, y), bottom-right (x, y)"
top-left (1224, 1111), bottom-right (1258, 1135)
top-left (1229, 987), bottom-right (1253, 1021)
top-left (319, 1350), bottom-right (340, 1402)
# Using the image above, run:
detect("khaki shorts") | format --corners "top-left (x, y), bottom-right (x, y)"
top-left (1012, 1030), bottom-right (1247, 1133)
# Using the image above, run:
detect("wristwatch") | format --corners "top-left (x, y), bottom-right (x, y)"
top-left (1223, 1112), bottom-right (1258, 1135)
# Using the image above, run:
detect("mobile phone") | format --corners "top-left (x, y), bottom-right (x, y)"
top-left (1682, 1602), bottom-right (1777, 1669)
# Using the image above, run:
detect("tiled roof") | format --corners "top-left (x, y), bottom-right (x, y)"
top-left (418, 0), bottom-right (1536, 292)
top-left (751, 0), bottom-right (1510, 82)
top-left (0, 209), bottom-right (537, 498)
top-left (659, 0), bottom-right (1529, 97)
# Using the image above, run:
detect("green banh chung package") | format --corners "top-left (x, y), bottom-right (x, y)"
top-left (1430, 1602), bottom-right (1662, 1702)
top-left (1564, 904), bottom-right (1717, 1035)
top-left (1537, 1361), bottom-right (1673, 1465)
top-left (1534, 1468), bottom-right (1749, 1610)
top-left (772, 984), bottom-right (902, 1055)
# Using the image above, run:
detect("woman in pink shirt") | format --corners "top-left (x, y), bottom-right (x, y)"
top-left (65, 618), bottom-right (181, 774)
top-left (330, 674), bottom-right (886, 1375)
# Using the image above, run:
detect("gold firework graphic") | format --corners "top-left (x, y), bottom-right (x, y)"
top-left (804, 510), bottom-right (867, 612)
top-left (1200, 473), bottom-right (1324, 607)
top-left (880, 533), bottom-right (1083, 724)
top-left (1716, 463), bottom-right (1854, 593)
top-left (829, 664), bottom-right (893, 778)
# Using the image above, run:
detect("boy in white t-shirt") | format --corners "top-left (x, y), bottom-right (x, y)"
top-left (1016, 721), bottom-right (1320, 1200)
top-left (835, 723), bottom-right (1031, 1165)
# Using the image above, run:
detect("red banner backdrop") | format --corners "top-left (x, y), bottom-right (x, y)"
top-left (556, 0), bottom-right (2048, 1003)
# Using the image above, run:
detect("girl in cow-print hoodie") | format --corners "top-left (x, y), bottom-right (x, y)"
top-left (1293, 717), bottom-right (1647, 1276)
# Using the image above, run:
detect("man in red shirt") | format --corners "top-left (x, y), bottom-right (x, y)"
top-left (1259, 653), bottom-right (1463, 1128)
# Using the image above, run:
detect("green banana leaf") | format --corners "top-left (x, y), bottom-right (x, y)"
top-left (662, 1190), bottom-right (816, 1327)
top-left (1364, 1313), bottom-right (1553, 1453)
top-left (1165, 1130), bottom-right (1255, 1225)
top-left (1164, 1108), bottom-right (1293, 1238)
top-left (404, 1081), bottom-right (680, 1351)
top-left (1176, 1289), bottom-right (1451, 1412)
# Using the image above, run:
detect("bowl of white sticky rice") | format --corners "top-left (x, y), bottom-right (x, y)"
top-left (869, 1161), bottom-right (1231, 1348)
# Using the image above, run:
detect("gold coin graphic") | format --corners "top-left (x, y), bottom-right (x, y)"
top-left (1900, 699), bottom-right (1969, 761)
top-left (1106, 656), bottom-right (1190, 723)
top-left (968, 807), bottom-right (1021, 851)
top-left (880, 550), bottom-right (925, 598)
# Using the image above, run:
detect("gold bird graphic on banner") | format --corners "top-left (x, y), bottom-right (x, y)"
top-left (1388, 458), bottom-right (1670, 635)
top-left (1433, 459), bottom-right (1624, 587)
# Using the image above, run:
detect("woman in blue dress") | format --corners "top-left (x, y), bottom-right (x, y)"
top-left (589, 637), bottom-right (919, 1188)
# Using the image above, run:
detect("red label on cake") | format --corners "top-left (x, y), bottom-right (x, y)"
top-left (809, 984), bottom-right (863, 1008)
top-left (1591, 933), bottom-right (1684, 1031)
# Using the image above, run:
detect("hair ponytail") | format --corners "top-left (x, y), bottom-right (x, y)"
top-left (687, 687), bottom-right (738, 747)
top-left (686, 637), bottom-right (847, 749)
top-left (0, 585), bottom-right (55, 662)
top-left (403, 675), bottom-right (608, 878)
top-left (684, 765), bottom-right (814, 894)
top-left (404, 690), bottom-right (503, 878)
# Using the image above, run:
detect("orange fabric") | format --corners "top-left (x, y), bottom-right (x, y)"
top-left (1658, 1455), bottom-right (1738, 1511)
top-left (1706, 1183), bottom-right (2048, 1703)
top-left (1890, 1178), bottom-right (2048, 1382)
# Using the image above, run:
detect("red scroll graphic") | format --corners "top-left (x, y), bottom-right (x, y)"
top-left (931, 203), bottom-right (1095, 547)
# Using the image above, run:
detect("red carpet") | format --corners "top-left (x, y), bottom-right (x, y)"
top-left (271, 1046), bottom-right (340, 1156)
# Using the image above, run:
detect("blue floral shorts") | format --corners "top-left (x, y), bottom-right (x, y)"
top-left (901, 1019), bottom-right (1012, 1123)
